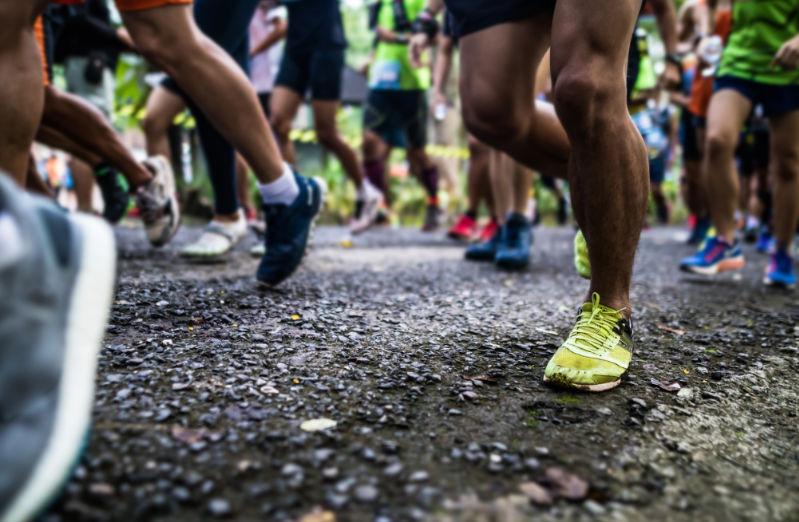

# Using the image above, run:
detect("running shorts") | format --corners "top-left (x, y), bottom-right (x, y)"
top-left (679, 108), bottom-right (701, 162)
top-left (52, 0), bottom-right (192, 12)
top-left (715, 75), bottom-right (799, 119)
top-left (34, 16), bottom-right (49, 85)
top-left (275, 48), bottom-right (344, 101)
top-left (444, 0), bottom-right (555, 38)
top-left (363, 89), bottom-right (428, 149)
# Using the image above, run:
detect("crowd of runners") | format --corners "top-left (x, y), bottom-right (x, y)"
top-left (2, 0), bottom-right (799, 520)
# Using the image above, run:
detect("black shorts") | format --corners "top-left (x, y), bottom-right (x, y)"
top-left (275, 48), bottom-right (344, 101)
top-left (363, 89), bottom-right (428, 150)
top-left (715, 75), bottom-right (799, 119)
top-left (444, 0), bottom-right (555, 38)
top-left (680, 108), bottom-right (702, 162)
top-left (737, 128), bottom-right (770, 177)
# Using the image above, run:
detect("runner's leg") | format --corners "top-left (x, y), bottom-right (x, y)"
top-left (703, 89), bottom-right (751, 244)
top-left (0, 0), bottom-right (50, 183)
top-left (550, 0), bottom-right (647, 311)
top-left (459, 16), bottom-right (569, 179)
top-left (313, 100), bottom-right (365, 187)
top-left (270, 87), bottom-right (303, 164)
top-left (121, 4), bottom-right (284, 184)
top-left (143, 85), bottom-right (186, 159)
top-left (768, 110), bottom-right (799, 250)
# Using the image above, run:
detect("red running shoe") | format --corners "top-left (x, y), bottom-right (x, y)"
top-left (448, 214), bottom-right (478, 241)
top-left (477, 219), bottom-right (499, 243)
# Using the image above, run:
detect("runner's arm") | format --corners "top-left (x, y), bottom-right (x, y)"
top-left (408, 0), bottom-right (444, 67)
top-left (251, 18), bottom-right (287, 57)
top-left (649, 0), bottom-right (681, 89)
top-left (431, 32), bottom-right (454, 108)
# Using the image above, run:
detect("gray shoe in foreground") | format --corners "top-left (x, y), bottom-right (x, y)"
top-left (0, 175), bottom-right (117, 522)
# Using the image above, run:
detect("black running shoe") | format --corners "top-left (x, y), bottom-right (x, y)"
top-left (94, 164), bottom-right (130, 224)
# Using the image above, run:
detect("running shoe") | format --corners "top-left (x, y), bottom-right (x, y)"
top-left (543, 293), bottom-right (633, 392)
top-left (135, 156), bottom-right (180, 247)
top-left (180, 211), bottom-right (248, 261)
top-left (256, 173), bottom-right (325, 286)
top-left (350, 182), bottom-right (384, 235)
top-left (757, 227), bottom-right (774, 254)
top-left (574, 229), bottom-right (591, 279)
top-left (422, 203), bottom-right (441, 232)
top-left (94, 164), bottom-right (129, 224)
top-left (477, 218), bottom-right (499, 244)
top-left (0, 175), bottom-right (116, 522)
top-left (495, 212), bottom-right (532, 270)
top-left (465, 226), bottom-right (501, 262)
top-left (686, 216), bottom-right (712, 246)
top-left (764, 249), bottom-right (796, 289)
top-left (679, 236), bottom-right (745, 275)
top-left (448, 214), bottom-right (478, 241)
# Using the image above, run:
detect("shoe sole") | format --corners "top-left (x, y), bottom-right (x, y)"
top-left (680, 257), bottom-right (745, 276)
top-left (763, 276), bottom-right (796, 289)
top-left (543, 375), bottom-right (621, 393)
top-left (2, 215), bottom-right (116, 522)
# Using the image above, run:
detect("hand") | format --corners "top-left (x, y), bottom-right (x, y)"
top-left (430, 90), bottom-right (447, 113)
top-left (773, 35), bottom-right (799, 70)
top-left (409, 33), bottom-right (430, 68)
top-left (659, 61), bottom-right (681, 91)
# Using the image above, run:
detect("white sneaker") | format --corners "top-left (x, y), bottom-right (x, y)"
top-left (180, 211), bottom-right (247, 260)
top-left (350, 180), bottom-right (384, 235)
top-left (136, 156), bottom-right (180, 247)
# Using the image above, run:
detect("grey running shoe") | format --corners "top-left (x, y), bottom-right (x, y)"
top-left (0, 175), bottom-right (117, 522)
top-left (136, 156), bottom-right (180, 247)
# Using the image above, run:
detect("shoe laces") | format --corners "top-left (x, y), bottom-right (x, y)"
top-left (568, 293), bottom-right (626, 355)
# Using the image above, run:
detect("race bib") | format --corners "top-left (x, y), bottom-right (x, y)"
top-left (372, 60), bottom-right (402, 89)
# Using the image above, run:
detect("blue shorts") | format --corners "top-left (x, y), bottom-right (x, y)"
top-left (275, 48), bottom-right (344, 101)
top-left (715, 75), bottom-right (799, 118)
top-left (363, 89), bottom-right (428, 150)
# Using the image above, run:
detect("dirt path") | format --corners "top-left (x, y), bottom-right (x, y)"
top-left (46, 225), bottom-right (799, 522)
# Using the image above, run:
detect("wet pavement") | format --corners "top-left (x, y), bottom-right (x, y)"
top-left (46, 225), bottom-right (799, 522)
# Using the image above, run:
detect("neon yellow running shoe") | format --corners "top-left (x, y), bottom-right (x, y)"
top-left (574, 230), bottom-right (591, 280)
top-left (544, 293), bottom-right (633, 392)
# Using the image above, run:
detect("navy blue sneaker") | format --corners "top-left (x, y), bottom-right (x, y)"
top-left (495, 212), bottom-right (532, 270)
top-left (256, 173), bottom-right (325, 286)
top-left (679, 236), bottom-right (745, 275)
top-left (465, 227), bottom-right (501, 262)
top-left (764, 249), bottom-right (796, 289)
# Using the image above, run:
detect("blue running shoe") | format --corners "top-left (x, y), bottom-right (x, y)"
top-left (756, 227), bottom-right (774, 254)
top-left (256, 173), bottom-right (325, 286)
top-left (680, 236), bottom-right (745, 275)
top-left (687, 216), bottom-right (712, 246)
top-left (465, 226), bottom-right (501, 262)
top-left (495, 213), bottom-right (532, 270)
top-left (764, 249), bottom-right (796, 288)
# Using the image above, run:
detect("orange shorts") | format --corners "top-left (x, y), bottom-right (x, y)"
top-left (52, 0), bottom-right (192, 12)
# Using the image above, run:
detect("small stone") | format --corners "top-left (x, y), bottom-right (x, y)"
top-left (584, 500), bottom-right (605, 516)
top-left (384, 462), bottom-right (403, 477)
top-left (207, 498), bottom-right (232, 518)
top-left (518, 482), bottom-right (553, 506)
top-left (597, 407), bottom-right (613, 416)
top-left (409, 471), bottom-right (429, 482)
top-left (354, 485), bottom-right (379, 503)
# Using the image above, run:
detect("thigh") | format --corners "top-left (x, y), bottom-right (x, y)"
top-left (311, 99), bottom-right (340, 134)
top-left (146, 85), bottom-right (186, 126)
top-left (768, 110), bottom-right (799, 165)
top-left (309, 49), bottom-right (344, 101)
top-left (550, 0), bottom-right (641, 88)
top-left (459, 16), bottom-right (551, 115)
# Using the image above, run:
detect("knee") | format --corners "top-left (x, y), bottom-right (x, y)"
top-left (270, 113), bottom-right (292, 139)
top-left (772, 149), bottom-right (799, 183)
top-left (461, 96), bottom-right (525, 149)
top-left (704, 130), bottom-right (737, 160)
top-left (553, 70), bottom-right (621, 134)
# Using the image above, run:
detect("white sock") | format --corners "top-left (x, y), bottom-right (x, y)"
top-left (357, 179), bottom-right (380, 201)
top-left (745, 215), bottom-right (760, 230)
top-left (259, 163), bottom-right (299, 206)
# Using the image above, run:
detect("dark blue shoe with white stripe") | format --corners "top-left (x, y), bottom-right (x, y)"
top-left (764, 249), bottom-right (796, 289)
top-left (256, 173), bottom-right (325, 287)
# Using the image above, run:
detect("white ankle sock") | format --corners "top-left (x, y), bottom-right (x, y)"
top-left (259, 163), bottom-right (299, 206)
